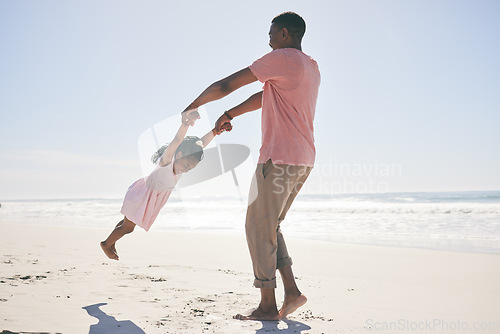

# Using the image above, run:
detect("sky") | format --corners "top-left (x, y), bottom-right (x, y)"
top-left (1, 0), bottom-right (499, 199)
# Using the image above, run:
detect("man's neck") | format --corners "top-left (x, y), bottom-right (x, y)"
top-left (279, 44), bottom-right (302, 51)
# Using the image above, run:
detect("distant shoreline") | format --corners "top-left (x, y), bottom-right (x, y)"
top-left (1, 189), bottom-right (500, 202)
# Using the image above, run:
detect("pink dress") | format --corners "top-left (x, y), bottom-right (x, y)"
top-left (120, 161), bottom-right (181, 231)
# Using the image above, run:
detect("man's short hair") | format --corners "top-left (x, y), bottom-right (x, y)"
top-left (271, 12), bottom-right (306, 41)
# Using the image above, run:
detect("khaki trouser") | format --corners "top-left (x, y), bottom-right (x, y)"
top-left (245, 159), bottom-right (312, 289)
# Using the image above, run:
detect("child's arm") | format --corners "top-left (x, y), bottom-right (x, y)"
top-left (200, 129), bottom-right (216, 148)
top-left (159, 109), bottom-right (200, 167)
top-left (200, 123), bottom-right (232, 148)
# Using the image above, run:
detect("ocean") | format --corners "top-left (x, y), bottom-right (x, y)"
top-left (1, 191), bottom-right (499, 254)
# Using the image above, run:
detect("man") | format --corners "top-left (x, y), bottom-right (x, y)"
top-left (182, 11), bottom-right (320, 321)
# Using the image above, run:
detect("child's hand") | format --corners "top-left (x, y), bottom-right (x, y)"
top-left (182, 109), bottom-right (200, 126)
top-left (219, 122), bottom-right (233, 133)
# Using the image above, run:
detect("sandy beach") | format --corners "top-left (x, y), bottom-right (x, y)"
top-left (0, 221), bottom-right (499, 334)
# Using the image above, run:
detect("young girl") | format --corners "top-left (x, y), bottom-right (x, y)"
top-left (101, 109), bottom-right (232, 260)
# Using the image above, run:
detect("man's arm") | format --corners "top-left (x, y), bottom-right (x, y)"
top-left (215, 91), bottom-right (263, 133)
top-left (182, 67), bottom-right (258, 113)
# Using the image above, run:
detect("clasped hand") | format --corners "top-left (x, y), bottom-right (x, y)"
top-left (215, 113), bottom-right (233, 135)
top-left (181, 109), bottom-right (233, 133)
top-left (181, 109), bottom-right (201, 126)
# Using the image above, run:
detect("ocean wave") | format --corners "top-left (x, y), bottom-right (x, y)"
top-left (1, 191), bottom-right (499, 254)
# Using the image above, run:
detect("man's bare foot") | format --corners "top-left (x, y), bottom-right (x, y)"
top-left (234, 306), bottom-right (280, 321)
top-left (100, 241), bottom-right (119, 260)
top-left (279, 294), bottom-right (307, 319)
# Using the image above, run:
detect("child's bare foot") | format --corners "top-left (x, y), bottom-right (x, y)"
top-left (234, 306), bottom-right (280, 321)
top-left (111, 243), bottom-right (118, 257)
top-left (100, 241), bottom-right (119, 260)
top-left (279, 294), bottom-right (307, 319)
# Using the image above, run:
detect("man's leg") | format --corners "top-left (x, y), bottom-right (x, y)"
top-left (236, 161), bottom-right (309, 320)
top-left (276, 226), bottom-right (307, 318)
top-left (235, 161), bottom-right (282, 320)
top-left (275, 165), bottom-right (312, 318)
top-left (278, 266), bottom-right (308, 318)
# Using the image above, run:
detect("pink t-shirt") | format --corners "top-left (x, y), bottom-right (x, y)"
top-left (249, 48), bottom-right (320, 167)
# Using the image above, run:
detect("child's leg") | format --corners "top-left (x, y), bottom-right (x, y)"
top-left (109, 220), bottom-right (124, 254)
top-left (100, 217), bottom-right (136, 260)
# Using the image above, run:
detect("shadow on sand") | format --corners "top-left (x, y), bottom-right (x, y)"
top-left (255, 318), bottom-right (312, 333)
top-left (82, 303), bottom-right (145, 334)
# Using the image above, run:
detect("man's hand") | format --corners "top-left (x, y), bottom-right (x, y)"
top-left (219, 122), bottom-right (233, 133)
top-left (215, 113), bottom-right (232, 134)
top-left (182, 108), bottom-right (200, 126)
